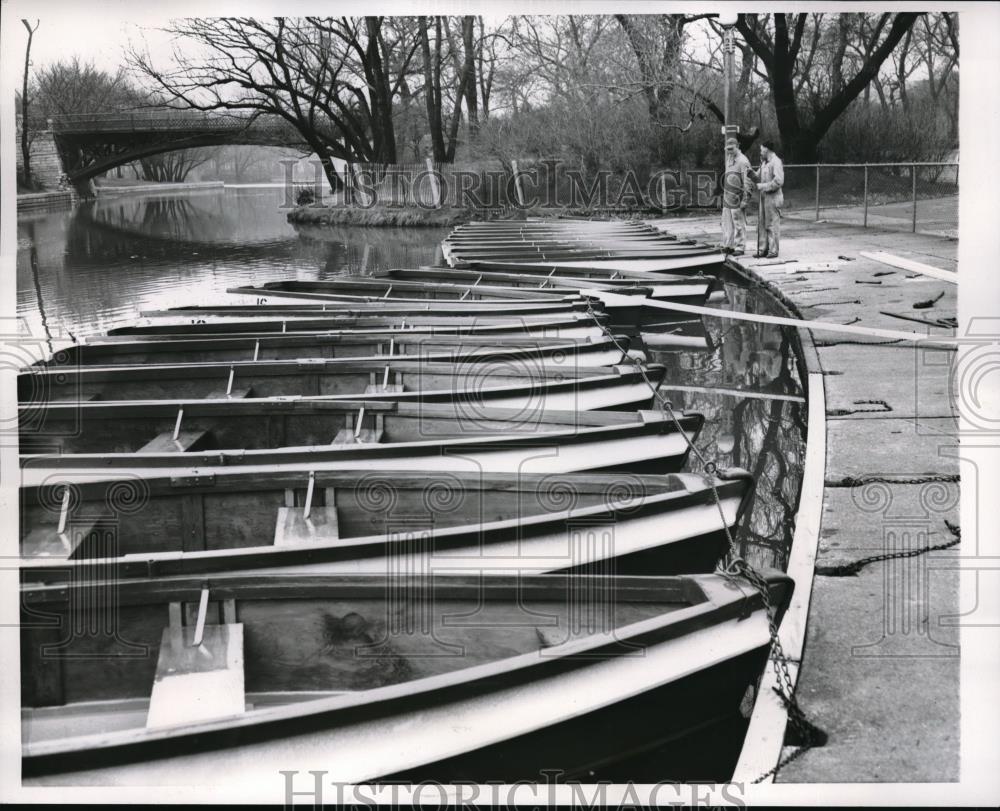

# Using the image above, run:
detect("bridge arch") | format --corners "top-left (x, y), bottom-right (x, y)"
top-left (46, 111), bottom-right (312, 186)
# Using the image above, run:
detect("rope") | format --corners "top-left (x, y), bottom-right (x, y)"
top-left (581, 299), bottom-right (827, 776)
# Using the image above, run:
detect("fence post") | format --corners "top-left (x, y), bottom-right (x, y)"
top-left (425, 156), bottom-right (441, 208)
top-left (911, 164), bottom-right (917, 233)
top-left (863, 165), bottom-right (869, 228)
top-left (814, 165), bottom-right (820, 221)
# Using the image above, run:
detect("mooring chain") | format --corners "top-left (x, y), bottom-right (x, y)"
top-left (816, 520), bottom-right (961, 577)
top-left (582, 296), bottom-right (827, 780)
top-left (827, 473), bottom-right (959, 487)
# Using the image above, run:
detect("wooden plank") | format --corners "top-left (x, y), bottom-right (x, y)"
top-left (859, 251), bottom-right (958, 284)
top-left (21, 625), bottom-right (65, 707)
top-left (145, 623), bottom-right (245, 729)
top-left (273, 506), bottom-right (340, 546)
top-left (180, 494), bottom-right (206, 552)
top-left (139, 429), bottom-right (210, 453)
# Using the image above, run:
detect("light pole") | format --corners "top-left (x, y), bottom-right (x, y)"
top-left (719, 12), bottom-right (740, 149)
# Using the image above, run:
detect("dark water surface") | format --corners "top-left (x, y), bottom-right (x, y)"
top-left (17, 185), bottom-right (807, 781)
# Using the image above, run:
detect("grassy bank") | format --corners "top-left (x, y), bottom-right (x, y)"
top-left (288, 204), bottom-right (473, 228)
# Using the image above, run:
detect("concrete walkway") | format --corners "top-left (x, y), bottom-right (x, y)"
top-left (648, 214), bottom-right (960, 782)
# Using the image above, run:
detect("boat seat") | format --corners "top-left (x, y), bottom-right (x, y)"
top-left (273, 506), bottom-right (340, 546)
top-left (205, 386), bottom-right (252, 400)
top-left (139, 429), bottom-right (211, 453)
top-left (146, 623), bottom-right (245, 729)
top-left (331, 427), bottom-right (384, 445)
top-left (21, 516), bottom-right (99, 560)
top-left (364, 383), bottom-right (404, 394)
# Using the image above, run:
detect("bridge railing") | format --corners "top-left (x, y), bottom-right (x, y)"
top-left (44, 110), bottom-right (287, 134)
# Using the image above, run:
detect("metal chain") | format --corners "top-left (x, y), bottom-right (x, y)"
top-left (816, 520), bottom-right (961, 577)
top-left (581, 298), bottom-right (826, 778)
top-left (826, 473), bottom-right (959, 487)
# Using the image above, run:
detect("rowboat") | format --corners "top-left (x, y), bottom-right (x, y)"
top-left (154, 299), bottom-right (595, 319)
top-left (394, 265), bottom-right (716, 303)
top-left (226, 278), bottom-right (647, 305)
top-left (126, 305), bottom-right (711, 351)
top-left (19, 359), bottom-right (666, 411)
top-left (31, 334), bottom-right (636, 369)
top-left (452, 254), bottom-right (726, 274)
top-left (20, 467), bottom-right (753, 581)
top-left (442, 247), bottom-right (722, 265)
top-left (20, 401), bottom-right (702, 477)
top-left (232, 277), bottom-right (600, 304)
top-left (224, 280), bottom-right (691, 333)
top-left (100, 313), bottom-right (610, 340)
top-left (20, 570), bottom-right (791, 785)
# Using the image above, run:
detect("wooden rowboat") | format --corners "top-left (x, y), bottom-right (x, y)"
top-left (224, 281), bottom-right (693, 332)
top-left (19, 359), bottom-right (667, 411)
top-left (100, 313), bottom-right (610, 340)
top-left (20, 570), bottom-right (791, 785)
top-left (226, 278), bottom-right (647, 305)
top-left (393, 266), bottom-right (716, 303)
top-left (19, 467), bottom-right (753, 581)
top-left (126, 307), bottom-right (712, 352)
top-left (232, 277), bottom-right (602, 303)
top-left (20, 401), bottom-right (703, 477)
top-left (452, 255), bottom-right (726, 274)
top-left (31, 334), bottom-right (636, 369)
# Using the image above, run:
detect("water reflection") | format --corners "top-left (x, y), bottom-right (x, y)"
top-left (17, 190), bottom-right (805, 566)
top-left (651, 275), bottom-right (807, 572)
top-left (16, 187), bottom-right (448, 341)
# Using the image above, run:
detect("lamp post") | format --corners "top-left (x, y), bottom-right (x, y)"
top-left (719, 12), bottom-right (740, 148)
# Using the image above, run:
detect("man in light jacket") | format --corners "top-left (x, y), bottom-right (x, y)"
top-left (750, 141), bottom-right (784, 258)
top-left (720, 137), bottom-right (752, 256)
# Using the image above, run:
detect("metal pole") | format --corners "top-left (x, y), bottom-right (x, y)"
top-left (815, 165), bottom-right (820, 221)
top-left (911, 164), bottom-right (917, 233)
top-left (863, 165), bottom-right (869, 228)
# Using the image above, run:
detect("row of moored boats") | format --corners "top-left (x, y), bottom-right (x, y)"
top-left (18, 220), bottom-right (790, 785)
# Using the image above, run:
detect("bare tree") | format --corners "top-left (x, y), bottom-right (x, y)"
top-left (20, 19), bottom-right (39, 187)
top-left (736, 12), bottom-right (920, 160)
top-left (418, 16), bottom-right (469, 162)
top-left (129, 17), bottom-right (420, 191)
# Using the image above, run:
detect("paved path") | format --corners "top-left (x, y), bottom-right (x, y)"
top-left (786, 195), bottom-right (959, 240)
top-left (648, 214), bottom-right (960, 782)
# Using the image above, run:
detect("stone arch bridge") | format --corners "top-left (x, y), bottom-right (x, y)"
top-left (22, 110), bottom-right (310, 192)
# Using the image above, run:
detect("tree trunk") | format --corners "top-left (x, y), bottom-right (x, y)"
top-left (418, 17), bottom-right (446, 163)
top-left (461, 16), bottom-right (478, 135)
top-left (20, 20), bottom-right (37, 188)
top-left (364, 17), bottom-right (397, 163)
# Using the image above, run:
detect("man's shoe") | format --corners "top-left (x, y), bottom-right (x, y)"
top-left (732, 250), bottom-right (744, 256)
top-left (766, 252), bottom-right (779, 259)
top-left (753, 252), bottom-right (766, 258)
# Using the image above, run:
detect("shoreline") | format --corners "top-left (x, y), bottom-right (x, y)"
top-left (646, 212), bottom-right (960, 782)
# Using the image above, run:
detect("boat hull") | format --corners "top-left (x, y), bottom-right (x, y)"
top-left (20, 572), bottom-right (790, 787)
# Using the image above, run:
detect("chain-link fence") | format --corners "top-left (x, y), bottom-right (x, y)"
top-left (781, 162), bottom-right (958, 238)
